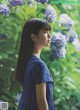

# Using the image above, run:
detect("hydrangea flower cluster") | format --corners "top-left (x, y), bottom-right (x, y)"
top-left (36, 0), bottom-right (48, 4)
top-left (51, 32), bottom-right (67, 58)
top-left (0, 4), bottom-right (10, 16)
top-left (61, 29), bottom-right (80, 50)
top-left (15, 93), bottom-right (22, 103)
top-left (45, 5), bottom-right (56, 23)
top-left (72, 38), bottom-right (80, 50)
top-left (61, 29), bottom-right (78, 42)
top-left (60, 32), bottom-right (69, 41)
top-left (58, 14), bottom-right (74, 30)
top-left (8, 0), bottom-right (24, 6)
top-left (68, 29), bottom-right (78, 42)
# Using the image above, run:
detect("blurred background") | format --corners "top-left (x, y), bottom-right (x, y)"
top-left (0, 0), bottom-right (80, 110)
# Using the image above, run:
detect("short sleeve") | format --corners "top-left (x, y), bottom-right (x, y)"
top-left (31, 62), bottom-right (53, 84)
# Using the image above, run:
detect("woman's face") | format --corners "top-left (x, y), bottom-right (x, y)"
top-left (35, 29), bottom-right (51, 48)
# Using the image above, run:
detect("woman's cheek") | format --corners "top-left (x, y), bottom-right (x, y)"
top-left (40, 38), bottom-right (47, 45)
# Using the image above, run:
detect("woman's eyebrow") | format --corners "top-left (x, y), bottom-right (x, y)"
top-left (42, 28), bottom-right (51, 31)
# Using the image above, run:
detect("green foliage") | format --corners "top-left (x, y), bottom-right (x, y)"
top-left (0, 0), bottom-right (80, 110)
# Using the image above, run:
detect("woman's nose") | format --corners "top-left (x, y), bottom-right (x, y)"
top-left (48, 32), bottom-right (51, 38)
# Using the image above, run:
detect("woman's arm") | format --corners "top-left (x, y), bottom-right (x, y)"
top-left (36, 83), bottom-right (49, 110)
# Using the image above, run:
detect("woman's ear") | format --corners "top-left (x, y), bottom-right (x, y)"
top-left (31, 34), bottom-right (37, 42)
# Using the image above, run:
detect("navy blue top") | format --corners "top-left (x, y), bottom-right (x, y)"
top-left (18, 55), bottom-right (54, 110)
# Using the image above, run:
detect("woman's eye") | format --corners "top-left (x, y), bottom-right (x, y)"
top-left (44, 30), bottom-right (49, 33)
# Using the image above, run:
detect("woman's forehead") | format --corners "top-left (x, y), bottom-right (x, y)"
top-left (41, 27), bottom-right (51, 31)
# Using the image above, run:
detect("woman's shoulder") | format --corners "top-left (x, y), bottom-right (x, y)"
top-left (29, 55), bottom-right (44, 64)
top-left (28, 55), bottom-right (47, 69)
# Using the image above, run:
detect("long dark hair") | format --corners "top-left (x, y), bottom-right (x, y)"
top-left (15, 18), bottom-right (51, 83)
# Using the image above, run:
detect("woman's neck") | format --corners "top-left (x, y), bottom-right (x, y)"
top-left (32, 48), bottom-right (42, 58)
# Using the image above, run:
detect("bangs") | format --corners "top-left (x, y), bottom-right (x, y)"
top-left (25, 18), bottom-right (51, 35)
top-left (42, 22), bottom-right (51, 31)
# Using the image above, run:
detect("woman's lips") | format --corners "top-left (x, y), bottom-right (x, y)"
top-left (48, 40), bottom-right (51, 43)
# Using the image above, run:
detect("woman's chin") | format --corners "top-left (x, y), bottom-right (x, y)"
top-left (45, 43), bottom-right (50, 47)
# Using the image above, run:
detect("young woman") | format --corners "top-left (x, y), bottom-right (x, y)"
top-left (15, 18), bottom-right (54, 110)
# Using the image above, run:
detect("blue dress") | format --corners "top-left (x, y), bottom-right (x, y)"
top-left (18, 55), bottom-right (54, 110)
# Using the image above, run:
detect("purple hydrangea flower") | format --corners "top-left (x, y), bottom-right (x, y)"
top-left (36, 0), bottom-right (48, 4)
top-left (61, 32), bottom-right (69, 41)
top-left (8, 0), bottom-right (24, 6)
top-left (51, 46), bottom-right (66, 58)
top-left (58, 14), bottom-right (74, 30)
top-left (51, 32), bottom-right (67, 58)
top-left (68, 30), bottom-right (78, 42)
top-left (72, 38), bottom-right (80, 50)
top-left (0, 4), bottom-right (10, 16)
top-left (51, 32), bottom-right (67, 47)
top-left (15, 93), bottom-right (22, 103)
top-left (45, 5), bottom-right (56, 23)
top-left (62, 29), bottom-right (80, 50)
top-left (61, 29), bottom-right (78, 42)
top-left (56, 47), bottom-right (66, 58)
